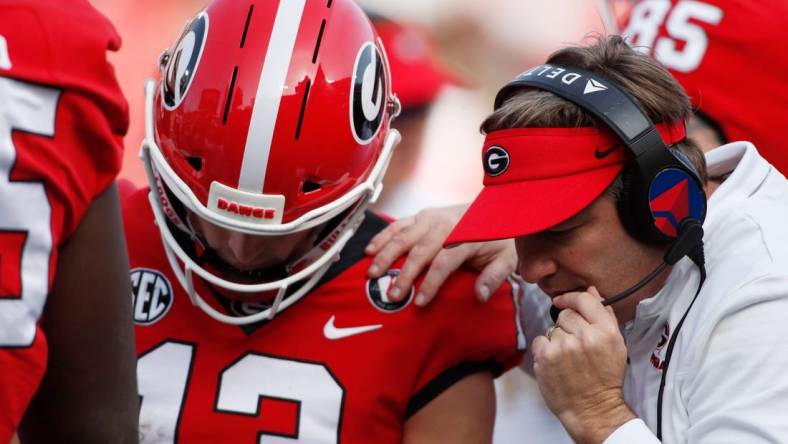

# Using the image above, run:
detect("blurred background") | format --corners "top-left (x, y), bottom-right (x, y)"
top-left (90, 0), bottom-right (613, 441)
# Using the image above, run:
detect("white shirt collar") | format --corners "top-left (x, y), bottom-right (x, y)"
top-left (629, 142), bottom-right (767, 326)
top-left (705, 141), bottom-right (771, 210)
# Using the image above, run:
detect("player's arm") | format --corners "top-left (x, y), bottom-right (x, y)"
top-left (402, 371), bottom-right (496, 444)
top-left (18, 183), bottom-right (139, 443)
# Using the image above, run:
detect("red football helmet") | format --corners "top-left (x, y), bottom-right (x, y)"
top-left (140, 0), bottom-right (401, 324)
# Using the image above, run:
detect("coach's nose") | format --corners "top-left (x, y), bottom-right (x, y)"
top-left (514, 235), bottom-right (558, 284)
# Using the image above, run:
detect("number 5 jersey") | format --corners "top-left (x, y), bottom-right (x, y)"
top-left (0, 1), bottom-right (127, 440)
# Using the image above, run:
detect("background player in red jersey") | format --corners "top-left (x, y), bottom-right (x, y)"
top-left (123, 0), bottom-right (524, 442)
top-left (0, 1), bottom-right (139, 442)
top-left (610, 0), bottom-right (788, 173)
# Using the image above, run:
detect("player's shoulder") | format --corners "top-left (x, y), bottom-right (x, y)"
top-left (120, 183), bottom-right (151, 215)
top-left (329, 210), bottom-right (514, 314)
top-left (0, 0), bottom-right (126, 125)
top-left (0, 0), bottom-right (120, 81)
top-left (353, 262), bottom-right (517, 330)
top-left (424, 265), bottom-right (515, 316)
top-left (120, 185), bottom-right (159, 244)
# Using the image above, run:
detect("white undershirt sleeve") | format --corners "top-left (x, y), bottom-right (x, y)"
top-left (516, 283), bottom-right (553, 376)
top-left (603, 419), bottom-right (661, 444)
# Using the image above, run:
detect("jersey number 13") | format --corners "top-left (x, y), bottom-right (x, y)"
top-left (138, 341), bottom-right (345, 443)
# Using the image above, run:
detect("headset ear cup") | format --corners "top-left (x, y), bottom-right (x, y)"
top-left (670, 147), bottom-right (708, 224)
top-left (617, 163), bottom-right (673, 245)
top-left (616, 166), bottom-right (643, 242)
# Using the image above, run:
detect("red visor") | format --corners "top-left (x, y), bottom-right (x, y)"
top-left (445, 121), bottom-right (686, 245)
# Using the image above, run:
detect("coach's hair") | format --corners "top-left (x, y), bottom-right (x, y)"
top-left (481, 35), bottom-right (707, 193)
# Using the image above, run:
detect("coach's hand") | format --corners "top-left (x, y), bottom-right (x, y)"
top-left (531, 286), bottom-right (636, 443)
top-left (365, 205), bottom-right (516, 305)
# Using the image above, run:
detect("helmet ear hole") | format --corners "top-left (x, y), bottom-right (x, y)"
top-left (302, 181), bottom-right (322, 194)
top-left (185, 156), bottom-right (204, 172)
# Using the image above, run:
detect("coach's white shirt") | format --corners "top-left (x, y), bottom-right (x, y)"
top-left (519, 142), bottom-right (788, 443)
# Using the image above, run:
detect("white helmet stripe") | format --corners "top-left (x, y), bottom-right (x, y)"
top-left (238, 0), bottom-right (306, 193)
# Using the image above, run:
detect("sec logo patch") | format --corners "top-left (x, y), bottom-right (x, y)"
top-left (131, 268), bottom-right (174, 325)
top-left (366, 269), bottom-right (413, 313)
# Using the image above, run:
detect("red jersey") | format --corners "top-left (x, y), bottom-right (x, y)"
top-left (621, 0), bottom-right (788, 173)
top-left (0, 1), bottom-right (127, 440)
top-left (123, 188), bottom-right (525, 443)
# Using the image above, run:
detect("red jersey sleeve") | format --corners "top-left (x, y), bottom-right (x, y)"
top-left (406, 270), bottom-right (526, 415)
top-left (0, 1), bottom-right (127, 440)
top-left (1, 0), bottom-right (128, 238)
top-left (620, 0), bottom-right (788, 173)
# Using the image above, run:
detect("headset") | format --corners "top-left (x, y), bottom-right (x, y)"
top-left (495, 64), bottom-right (707, 244)
top-left (496, 64), bottom-right (707, 439)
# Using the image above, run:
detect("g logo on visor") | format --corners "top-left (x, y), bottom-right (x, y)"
top-left (484, 146), bottom-right (510, 177)
top-left (351, 42), bottom-right (387, 144)
top-left (161, 12), bottom-right (209, 110)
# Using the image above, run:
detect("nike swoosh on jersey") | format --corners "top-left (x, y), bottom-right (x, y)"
top-left (594, 143), bottom-right (621, 159)
top-left (323, 315), bottom-right (382, 340)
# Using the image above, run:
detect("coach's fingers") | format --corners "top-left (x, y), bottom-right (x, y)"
top-left (366, 216), bottom-right (424, 278)
top-left (365, 215), bottom-right (415, 255)
top-left (387, 234), bottom-right (446, 302)
top-left (413, 246), bottom-right (473, 306)
top-left (473, 242), bottom-right (517, 302)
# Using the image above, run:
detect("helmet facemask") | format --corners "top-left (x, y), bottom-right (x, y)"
top-left (142, 0), bottom-right (401, 325)
top-left (141, 80), bottom-right (400, 325)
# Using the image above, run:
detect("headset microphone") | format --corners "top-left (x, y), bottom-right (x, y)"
top-left (549, 219), bottom-right (704, 322)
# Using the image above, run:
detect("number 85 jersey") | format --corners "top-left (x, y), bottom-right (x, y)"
top-left (124, 188), bottom-right (526, 444)
top-left (0, 1), bottom-right (127, 440)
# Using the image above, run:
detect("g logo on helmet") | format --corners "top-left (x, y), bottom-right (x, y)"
top-left (350, 42), bottom-right (387, 144)
top-left (484, 146), bottom-right (510, 177)
top-left (161, 12), bottom-right (209, 110)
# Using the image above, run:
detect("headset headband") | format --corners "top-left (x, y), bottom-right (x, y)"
top-left (495, 64), bottom-right (670, 159)
top-left (492, 63), bottom-right (705, 244)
